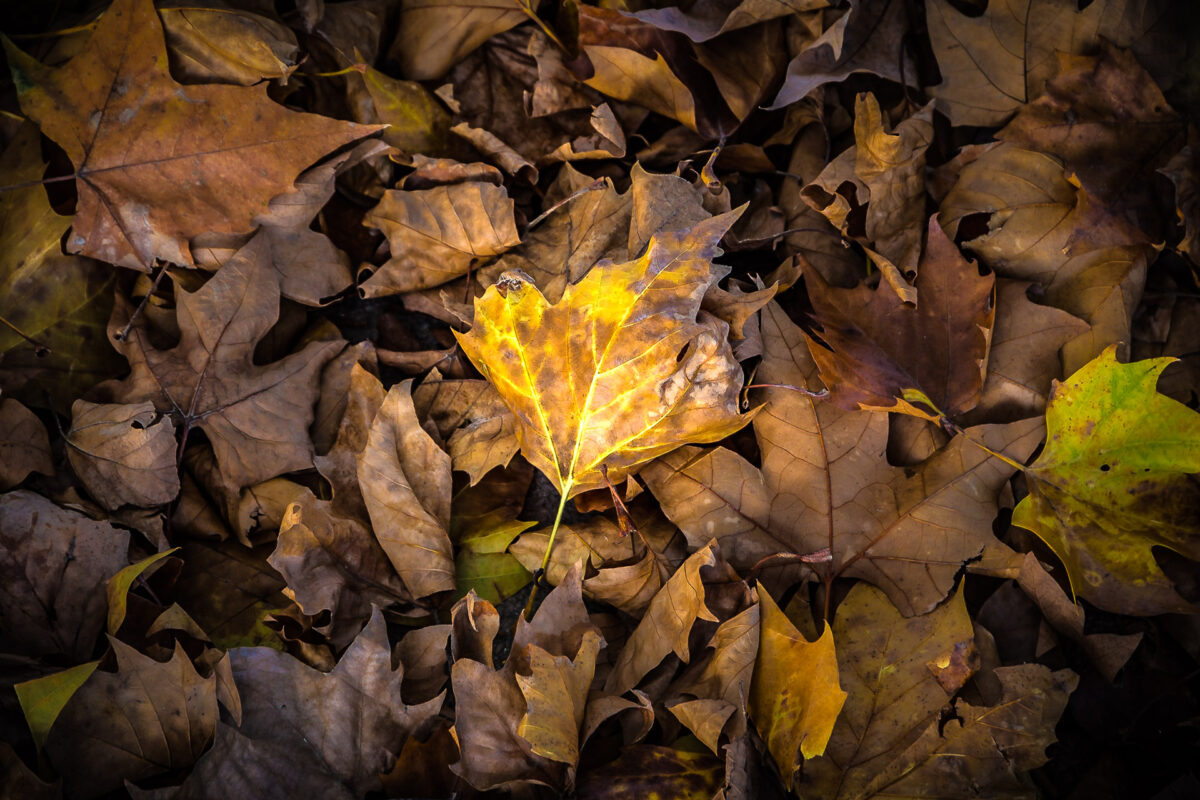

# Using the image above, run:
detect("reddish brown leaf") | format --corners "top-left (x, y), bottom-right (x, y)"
top-left (2, 0), bottom-right (380, 269)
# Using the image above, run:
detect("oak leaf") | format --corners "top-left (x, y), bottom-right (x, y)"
top-left (102, 246), bottom-right (342, 489)
top-left (805, 217), bottom-right (995, 418)
top-left (1012, 346), bottom-right (1200, 615)
top-left (2, 0), bottom-right (380, 269)
top-left (644, 302), bottom-right (1042, 615)
top-left (456, 212), bottom-right (751, 501)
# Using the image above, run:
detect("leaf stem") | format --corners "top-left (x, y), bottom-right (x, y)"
top-left (521, 477), bottom-right (574, 620)
top-left (940, 417), bottom-right (1027, 472)
top-left (0, 314), bottom-right (51, 356)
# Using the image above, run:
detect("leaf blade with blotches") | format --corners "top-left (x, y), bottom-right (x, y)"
top-left (1013, 346), bottom-right (1200, 615)
top-left (456, 212), bottom-right (751, 501)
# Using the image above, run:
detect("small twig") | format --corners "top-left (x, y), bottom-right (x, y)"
top-left (526, 179), bottom-right (606, 231)
top-left (747, 548), bottom-right (832, 583)
top-left (115, 266), bottom-right (170, 343)
top-left (0, 314), bottom-right (51, 357)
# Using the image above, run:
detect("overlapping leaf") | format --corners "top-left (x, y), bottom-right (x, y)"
top-left (456, 212), bottom-right (751, 499)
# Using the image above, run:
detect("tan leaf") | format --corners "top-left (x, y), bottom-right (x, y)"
top-left (0, 491), bottom-right (130, 660)
top-left (605, 542), bottom-right (721, 696)
top-left (67, 400), bottom-right (180, 509)
top-left (387, 0), bottom-right (527, 81)
top-left (517, 630), bottom-right (604, 765)
top-left (2, 0), bottom-right (379, 269)
top-left (750, 587), bottom-right (845, 783)
top-left (360, 180), bottom-right (520, 297)
top-left (412, 369), bottom-right (520, 485)
top-left (860, 665), bottom-right (1077, 798)
top-left (103, 251), bottom-right (341, 489)
top-left (357, 380), bottom-right (455, 598)
top-left (45, 640), bottom-right (218, 799)
top-left (456, 212), bottom-right (751, 501)
top-left (159, 5), bottom-right (298, 85)
top-left (644, 302), bottom-right (1043, 615)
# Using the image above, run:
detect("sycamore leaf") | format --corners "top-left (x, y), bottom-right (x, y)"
top-left (67, 400), bottom-right (180, 510)
top-left (44, 640), bottom-right (219, 800)
top-left (937, 142), bottom-right (1152, 373)
top-left (925, 0), bottom-right (1171, 127)
top-left (860, 665), bottom-right (1077, 798)
top-left (0, 491), bottom-right (130, 660)
top-left (456, 212), bottom-right (751, 500)
top-left (230, 608), bottom-right (444, 795)
top-left (798, 583), bottom-right (976, 799)
top-left (644, 302), bottom-right (1042, 615)
top-left (103, 247), bottom-right (341, 489)
top-left (750, 588), bottom-right (845, 784)
top-left (1, 0), bottom-right (379, 269)
top-left (804, 216), bottom-right (995, 418)
top-left (1013, 346), bottom-right (1200, 615)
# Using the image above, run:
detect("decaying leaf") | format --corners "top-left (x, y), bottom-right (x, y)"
top-left (1013, 346), bottom-right (1200, 615)
top-left (644, 303), bottom-right (1041, 615)
top-left (798, 583), bottom-right (976, 798)
top-left (67, 400), bottom-right (180, 509)
top-left (230, 607), bottom-right (444, 795)
top-left (44, 640), bottom-right (220, 799)
top-left (456, 212), bottom-right (751, 501)
top-left (2, 0), bottom-right (380, 269)
top-left (0, 394), bottom-right (53, 490)
top-left (804, 217), bottom-right (995, 418)
top-left (576, 745), bottom-right (724, 800)
top-left (102, 249), bottom-right (341, 489)
top-left (0, 491), bottom-right (130, 660)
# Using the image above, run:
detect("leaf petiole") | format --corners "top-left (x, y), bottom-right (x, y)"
top-left (522, 476), bottom-right (574, 620)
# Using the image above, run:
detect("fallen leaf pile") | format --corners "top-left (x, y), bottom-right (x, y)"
top-left (1, 0), bottom-right (1198, 798)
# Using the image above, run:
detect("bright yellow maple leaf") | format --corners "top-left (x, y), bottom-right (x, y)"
top-left (455, 211), bottom-right (752, 568)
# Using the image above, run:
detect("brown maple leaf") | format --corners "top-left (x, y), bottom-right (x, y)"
top-left (804, 216), bottom-right (995, 419)
top-left (1, 0), bottom-right (381, 269)
top-left (102, 241), bottom-right (342, 489)
top-left (643, 302), bottom-right (1042, 616)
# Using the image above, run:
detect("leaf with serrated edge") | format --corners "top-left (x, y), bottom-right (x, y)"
top-left (1013, 346), bottom-right (1200, 615)
top-left (456, 212), bottom-right (751, 502)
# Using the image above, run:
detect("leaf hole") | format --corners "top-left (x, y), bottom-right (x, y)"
top-left (131, 420), bottom-right (145, 430)
top-left (1100, 464), bottom-right (1110, 472)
